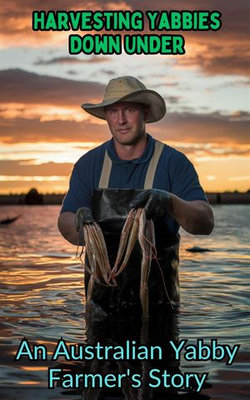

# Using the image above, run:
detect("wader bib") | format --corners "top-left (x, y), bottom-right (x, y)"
top-left (85, 140), bottom-right (180, 317)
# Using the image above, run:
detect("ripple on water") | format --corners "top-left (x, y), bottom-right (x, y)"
top-left (0, 205), bottom-right (249, 399)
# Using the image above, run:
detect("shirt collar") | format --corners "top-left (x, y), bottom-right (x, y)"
top-left (107, 134), bottom-right (155, 165)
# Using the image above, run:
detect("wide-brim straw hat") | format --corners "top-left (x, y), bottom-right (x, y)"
top-left (81, 76), bottom-right (166, 123)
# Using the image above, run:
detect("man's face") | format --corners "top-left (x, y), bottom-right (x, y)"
top-left (104, 102), bottom-right (147, 146)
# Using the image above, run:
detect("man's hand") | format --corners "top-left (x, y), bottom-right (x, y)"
top-left (129, 190), bottom-right (214, 235)
top-left (75, 207), bottom-right (94, 232)
top-left (129, 189), bottom-right (172, 219)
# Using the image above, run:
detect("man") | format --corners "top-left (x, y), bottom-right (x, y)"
top-left (58, 76), bottom-right (214, 316)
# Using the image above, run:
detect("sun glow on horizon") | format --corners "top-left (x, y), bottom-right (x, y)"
top-left (1, 140), bottom-right (249, 194)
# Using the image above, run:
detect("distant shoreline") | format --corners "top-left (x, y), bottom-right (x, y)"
top-left (0, 192), bottom-right (250, 205)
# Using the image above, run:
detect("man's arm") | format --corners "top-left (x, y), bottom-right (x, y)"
top-left (169, 194), bottom-right (214, 235)
top-left (58, 208), bottom-right (94, 245)
top-left (58, 212), bottom-right (80, 245)
top-left (130, 189), bottom-right (214, 235)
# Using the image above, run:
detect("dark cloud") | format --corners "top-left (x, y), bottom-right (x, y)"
top-left (163, 96), bottom-right (180, 104)
top-left (0, 69), bottom-right (104, 106)
top-left (130, 0), bottom-right (249, 38)
top-left (177, 45), bottom-right (250, 77)
top-left (229, 111), bottom-right (250, 121)
top-left (140, 0), bottom-right (249, 77)
top-left (237, 79), bottom-right (250, 87)
top-left (149, 111), bottom-right (250, 144)
top-left (1, 111), bottom-right (249, 145)
top-left (205, 79), bottom-right (250, 91)
top-left (34, 56), bottom-right (109, 65)
top-left (101, 69), bottom-right (116, 76)
top-left (67, 70), bottom-right (78, 75)
top-left (152, 82), bottom-right (179, 88)
top-left (0, 117), bottom-right (110, 143)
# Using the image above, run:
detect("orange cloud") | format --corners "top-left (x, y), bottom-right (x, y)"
top-left (176, 40), bottom-right (250, 77)
top-left (0, 160), bottom-right (72, 176)
top-left (0, 103), bottom-right (90, 122)
top-left (0, 117), bottom-right (109, 144)
top-left (1, 69), bottom-right (249, 145)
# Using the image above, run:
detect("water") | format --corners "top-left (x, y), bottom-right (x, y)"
top-left (0, 205), bottom-right (249, 399)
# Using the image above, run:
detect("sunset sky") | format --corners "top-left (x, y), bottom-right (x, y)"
top-left (1, 0), bottom-right (249, 194)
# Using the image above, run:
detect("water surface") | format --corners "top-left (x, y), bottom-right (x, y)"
top-left (0, 205), bottom-right (249, 399)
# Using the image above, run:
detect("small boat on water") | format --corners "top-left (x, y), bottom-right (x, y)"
top-left (0, 215), bottom-right (21, 225)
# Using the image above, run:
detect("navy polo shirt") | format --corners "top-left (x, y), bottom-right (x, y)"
top-left (61, 134), bottom-right (207, 234)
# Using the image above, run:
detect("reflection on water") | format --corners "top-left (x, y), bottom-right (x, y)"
top-left (80, 312), bottom-right (182, 400)
top-left (0, 205), bottom-right (249, 399)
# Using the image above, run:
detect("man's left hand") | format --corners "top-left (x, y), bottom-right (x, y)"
top-left (129, 189), bottom-right (172, 219)
top-left (75, 207), bottom-right (94, 232)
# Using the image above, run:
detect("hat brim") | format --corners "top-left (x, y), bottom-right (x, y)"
top-left (81, 89), bottom-right (166, 123)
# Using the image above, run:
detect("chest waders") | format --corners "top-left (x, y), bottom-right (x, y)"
top-left (85, 140), bottom-right (180, 318)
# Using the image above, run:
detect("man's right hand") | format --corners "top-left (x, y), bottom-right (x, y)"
top-left (75, 207), bottom-right (94, 232)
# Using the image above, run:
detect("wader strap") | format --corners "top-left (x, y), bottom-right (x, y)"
top-left (144, 140), bottom-right (165, 189)
top-left (98, 139), bottom-right (165, 189)
top-left (98, 150), bottom-right (112, 188)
